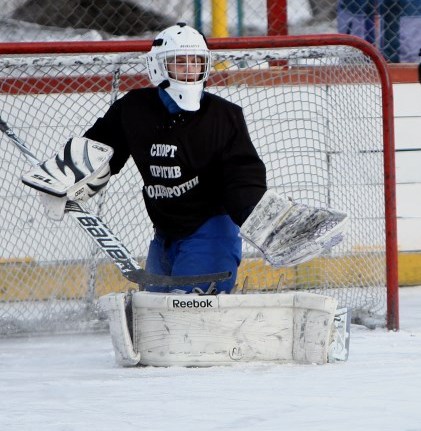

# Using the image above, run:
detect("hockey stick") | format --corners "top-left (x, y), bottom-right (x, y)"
top-left (0, 117), bottom-right (231, 288)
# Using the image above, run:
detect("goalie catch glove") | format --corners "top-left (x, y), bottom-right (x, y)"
top-left (22, 137), bottom-right (113, 221)
top-left (239, 189), bottom-right (348, 267)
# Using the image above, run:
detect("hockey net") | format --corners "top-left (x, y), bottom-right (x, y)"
top-left (0, 35), bottom-right (398, 335)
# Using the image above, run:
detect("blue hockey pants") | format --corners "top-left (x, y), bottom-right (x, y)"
top-left (145, 215), bottom-right (242, 294)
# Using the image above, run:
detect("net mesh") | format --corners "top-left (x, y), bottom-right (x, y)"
top-left (0, 43), bottom-right (389, 334)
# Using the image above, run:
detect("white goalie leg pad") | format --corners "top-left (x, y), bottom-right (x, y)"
top-left (328, 307), bottom-right (352, 362)
top-left (99, 293), bottom-right (141, 367)
top-left (21, 137), bottom-right (113, 200)
top-left (131, 291), bottom-right (339, 366)
top-left (240, 189), bottom-right (348, 267)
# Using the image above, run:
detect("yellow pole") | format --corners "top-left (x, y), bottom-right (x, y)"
top-left (211, 0), bottom-right (229, 37)
top-left (211, 0), bottom-right (229, 70)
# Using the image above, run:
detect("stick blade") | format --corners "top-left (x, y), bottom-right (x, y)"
top-left (125, 269), bottom-right (232, 288)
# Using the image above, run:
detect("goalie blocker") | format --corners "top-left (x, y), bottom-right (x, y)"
top-left (100, 291), bottom-right (351, 367)
top-left (21, 137), bottom-right (113, 220)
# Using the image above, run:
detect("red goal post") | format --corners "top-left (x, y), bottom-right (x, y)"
top-left (0, 34), bottom-right (398, 333)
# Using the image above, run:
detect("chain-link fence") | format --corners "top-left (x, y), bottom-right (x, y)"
top-left (0, 0), bottom-right (420, 62)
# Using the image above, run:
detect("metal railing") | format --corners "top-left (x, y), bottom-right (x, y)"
top-left (0, 0), bottom-right (419, 63)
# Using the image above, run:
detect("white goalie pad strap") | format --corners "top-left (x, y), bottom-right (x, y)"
top-left (99, 293), bottom-right (141, 367)
top-left (131, 291), bottom-right (338, 366)
top-left (240, 189), bottom-right (348, 267)
top-left (21, 137), bottom-right (113, 201)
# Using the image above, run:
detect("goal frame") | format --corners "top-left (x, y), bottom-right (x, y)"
top-left (0, 34), bottom-right (398, 330)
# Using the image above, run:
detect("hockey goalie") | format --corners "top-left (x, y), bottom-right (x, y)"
top-left (21, 23), bottom-right (350, 367)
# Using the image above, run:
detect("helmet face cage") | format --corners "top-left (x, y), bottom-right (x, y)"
top-left (146, 24), bottom-right (211, 111)
top-left (157, 50), bottom-right (211, 85)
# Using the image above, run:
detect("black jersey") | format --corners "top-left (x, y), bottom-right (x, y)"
top-left (85, 88), bottom-right (266, 238)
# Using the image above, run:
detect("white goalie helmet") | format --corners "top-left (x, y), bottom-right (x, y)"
top-left (146, 22), bottom-right (211, 111)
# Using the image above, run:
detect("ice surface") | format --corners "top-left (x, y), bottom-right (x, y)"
top-left (0, 287), bottom-right (420, 431)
